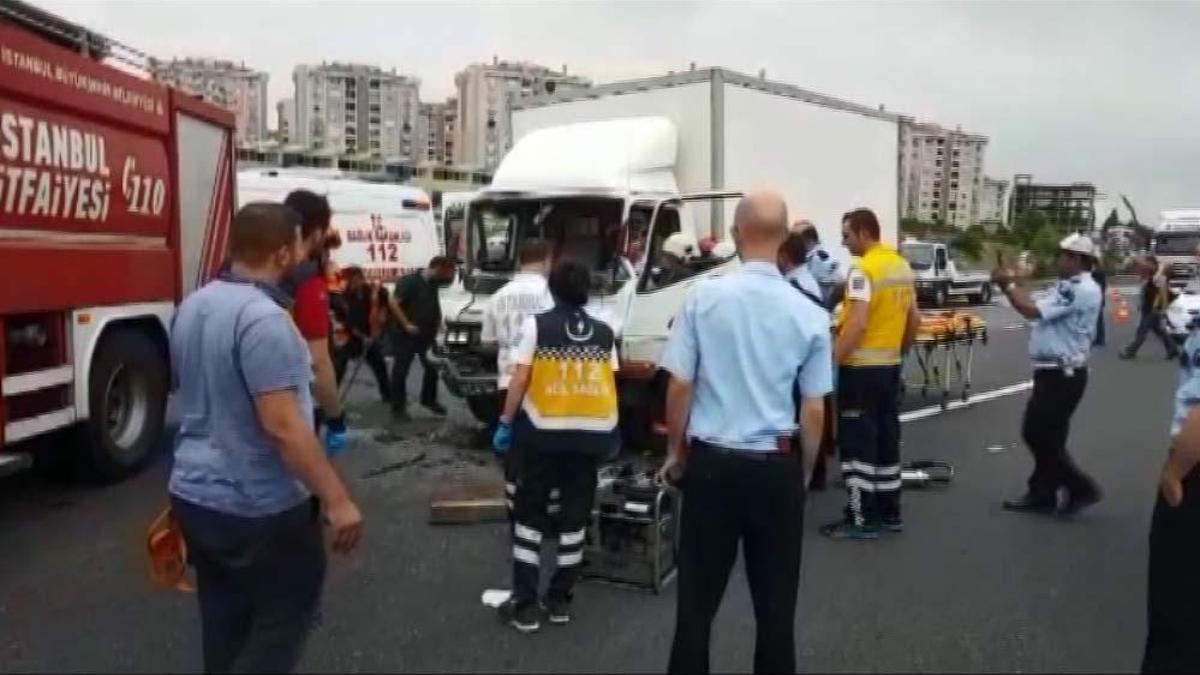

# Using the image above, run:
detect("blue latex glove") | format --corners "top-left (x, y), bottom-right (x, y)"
top-left (325, 415), bottom-right (348, 457)
top-left (492, 422), bottom-right (512, 456)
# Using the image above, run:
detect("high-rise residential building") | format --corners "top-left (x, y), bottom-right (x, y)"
top-left (1008, 174), bottom-right (1097, 233)
top-left (149, 58), bottom-right (269, 145)
top-left (898, 121), bottom-right (988, 228)
top-left (454, 58), bottom-right (591, 170)
top-left (978, 177), bottom-right (1009, 228)
top-left (292, 63), bottom-right (421, 160)
top-left (440, 98), bottom-right (458, 166)
top-left (417, 99), bottom-right (458, 165)
top-left (276, 98), bottom-right (295, 145)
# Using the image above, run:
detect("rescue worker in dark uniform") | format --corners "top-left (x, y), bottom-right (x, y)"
top-left (823, 208), bottom-right (920, 540)
top-left (992, 234), bottom-right (1103, 514)
top-left (387, 256), bottom-right (456, 420)
top-left (1143, 311), bottom-right (1200, 673)
top-left (659, 192), bottom-right (832, 674)
top-left (333, 266), bottom-right (392, 403)
top-left (491, 258), bottom-right (620, 634)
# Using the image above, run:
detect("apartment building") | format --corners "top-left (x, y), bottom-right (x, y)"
top-left (149, 58), bottom-right (269, 145)
top-left (293, 63), bottom-right (421, 160)
top-left (899, 121), bottom-right (988, 228)
top-left (276, 98), bottom-right (295, 145)
top-left (978, 177), bottom-right (1009, 228)
top-left (454, 58), bottom-right (590, 170)
top-left (418, 99), bottom-right (458, 165)
top-left (1009, 174), bottom-right (1097, 232)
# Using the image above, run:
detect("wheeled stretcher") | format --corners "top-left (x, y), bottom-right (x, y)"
top-left (903, 311), bottom-right (988, 408)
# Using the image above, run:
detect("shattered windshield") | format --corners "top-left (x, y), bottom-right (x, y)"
top-left (466, 197), bottom-right (628, 294)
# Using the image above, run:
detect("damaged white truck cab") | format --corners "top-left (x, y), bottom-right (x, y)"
top-left (437, 117), bottom-right (738, 445)
top-left (437, 68), bottom-right (903, 450)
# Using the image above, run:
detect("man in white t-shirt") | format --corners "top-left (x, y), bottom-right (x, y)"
top-left (481, 239), bottom-right (554, 515)
top-left (482, 238), bottom-right (554, 402)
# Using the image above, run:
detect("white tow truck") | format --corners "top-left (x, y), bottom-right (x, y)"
top-left (900, 238), bottom-right (993, 307)
top-left (436, 68), bottom-right (902, 447)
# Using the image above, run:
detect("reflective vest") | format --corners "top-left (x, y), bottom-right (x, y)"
top-left (843, 243), bottom-right (915, 367)
top-left (516, 305), bottom-right (619, 457)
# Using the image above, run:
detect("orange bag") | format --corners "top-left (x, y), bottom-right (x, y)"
top-left (146, 507), bottom-right (194, 592)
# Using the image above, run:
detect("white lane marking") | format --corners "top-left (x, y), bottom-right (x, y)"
top-left (1001, 323), bottom-right (1028, 330)
top-left (899, 380), bottom-right (1033, 424)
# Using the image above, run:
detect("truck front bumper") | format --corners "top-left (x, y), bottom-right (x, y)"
top-left (439, 354), bottom-right (499, 398)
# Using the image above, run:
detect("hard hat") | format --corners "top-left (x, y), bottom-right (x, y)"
top-left (1058, 233), bottom-right (1097, 258)
top-left (712, 240), bottom-right (737, 258)
top-left (662, 232), bottom-right (699, 260)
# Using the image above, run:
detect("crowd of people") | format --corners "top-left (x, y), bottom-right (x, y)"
top-left (164, 186), bottom-right (1200, 674)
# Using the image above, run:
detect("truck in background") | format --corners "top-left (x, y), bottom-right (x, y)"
top-left (1152, 209), bottom-right (1200, 290)
top-left (900, 238), bottom-right (993, 306)
top-left (0, 1), bottom-right (235, 479)
top-left (436, 68), bottom-right (902, 446)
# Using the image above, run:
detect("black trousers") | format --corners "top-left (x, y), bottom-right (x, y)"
top-left (837, 365), bottom-right (903, 526)
top-left (390, 335), bottom-right (439, 409)
top-left (1126, 311), bottom-right (1177, 357)
top-left (1022, 369), bottom-right (1098, 502)
top-left (510, 450), bottom-right (597, 607)
top-left (172, 497), bottom-right (326, 674)
top-left (669, 442), bottom-right (805, 675)
top-left (1143, 467), bottom-right (1200, 673)
top-left (333, 336), bottom-right (391, 402)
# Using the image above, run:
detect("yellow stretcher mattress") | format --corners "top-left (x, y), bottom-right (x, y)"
top-left (916, 310), bottom-right (988, 343)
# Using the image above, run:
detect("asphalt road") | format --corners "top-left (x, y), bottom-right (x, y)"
top-left (0, 290), bottom-right (1175, 674)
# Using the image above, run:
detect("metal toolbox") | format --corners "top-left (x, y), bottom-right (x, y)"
top-left (581, 465), bottom-right (681, 594)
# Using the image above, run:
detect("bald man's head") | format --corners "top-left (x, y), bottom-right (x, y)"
top-left (732, 191), bottom-right (788, 253)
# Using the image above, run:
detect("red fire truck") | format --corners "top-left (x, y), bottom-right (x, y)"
top-left (0, 1), bottom-right (234, 480)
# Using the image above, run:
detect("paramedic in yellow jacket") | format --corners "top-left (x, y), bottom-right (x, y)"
top-left (491, 258), bottom-right (620, 634)
top-left (822, 208), bottom-right (921, 540)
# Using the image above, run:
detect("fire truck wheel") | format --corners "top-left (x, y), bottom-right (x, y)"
top-left (80, 328), bottom-right (168, 482)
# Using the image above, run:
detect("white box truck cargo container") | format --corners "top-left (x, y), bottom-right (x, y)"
top-left (437, 68), bottom-right (902, 447)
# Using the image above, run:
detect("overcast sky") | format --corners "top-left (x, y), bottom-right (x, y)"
top-left (31, 0), bottom-right (1200, 222)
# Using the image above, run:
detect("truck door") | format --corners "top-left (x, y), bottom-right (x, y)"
top-left (622, 200), bottom-right (706, 362)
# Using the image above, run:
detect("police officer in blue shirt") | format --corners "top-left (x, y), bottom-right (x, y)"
top-left (659, 192), bottom-right (833, 674)
top-left (991, 234), bottom-right (1103, 515)
top-left (1143, 315), bottom-right (1200, 673)
top-left (796, 220), bottom-right (843, 306)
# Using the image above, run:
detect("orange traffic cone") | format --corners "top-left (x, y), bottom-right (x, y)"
top-left (1114, 299), bottom-right (1131, 325)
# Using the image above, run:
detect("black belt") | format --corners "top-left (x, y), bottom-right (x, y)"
top-left (691, 439), bottom-right (797, 461)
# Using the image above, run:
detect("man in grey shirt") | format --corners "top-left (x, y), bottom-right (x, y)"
top-left (169, 202), bottom-right (363, 674)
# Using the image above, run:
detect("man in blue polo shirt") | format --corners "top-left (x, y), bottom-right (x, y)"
top-left (169, 202), bottom-right (363, 674)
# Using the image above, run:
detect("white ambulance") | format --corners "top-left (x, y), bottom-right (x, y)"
top-left (237, 169), bottom-right (441, 283)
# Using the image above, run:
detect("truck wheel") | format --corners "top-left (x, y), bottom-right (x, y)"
top-left (79, 328), bottom-right (168, 483)
top-left (934, 284), bottom-right (949, 308)
top-left (466, 394), bottom-right (500, 426)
